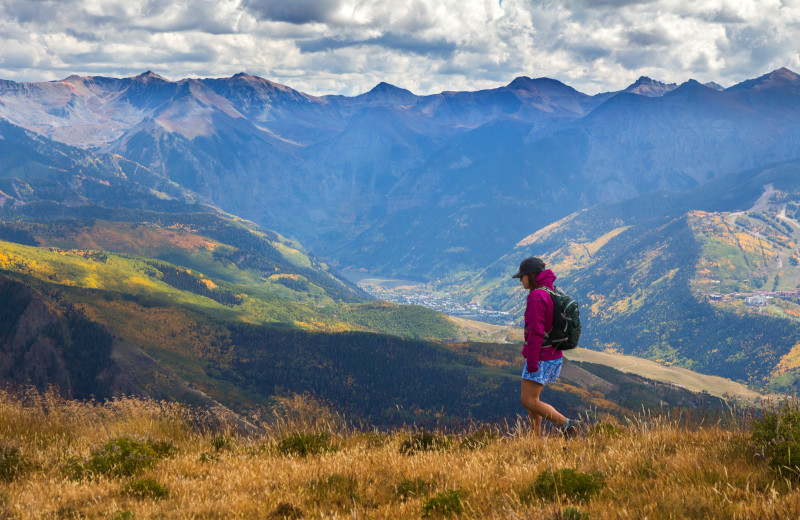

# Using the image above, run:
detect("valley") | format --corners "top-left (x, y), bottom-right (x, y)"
top-left (343, 270), bottom-right (514, 325)
top-left (343, 261), bottom-right (780, 405)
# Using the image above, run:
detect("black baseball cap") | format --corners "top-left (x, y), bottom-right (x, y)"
top-left (511, 257), bottom-right (546, 278)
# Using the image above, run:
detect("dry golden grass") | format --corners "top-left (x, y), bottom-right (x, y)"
top-left (1, 390), bottom-right (799, 519)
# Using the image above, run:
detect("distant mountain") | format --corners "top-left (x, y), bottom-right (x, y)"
top-left (623, 76), bottom-right (679, 97)
top-left (333, 72), bottom-right (800, 277)
top-left (727, 67), bottom-right (800, 94)
top-left (355, 82), bottom-right (418, 106)
top-left (2, 68), bottom-right (800, 278)
top-left (0, 118), bottom-right (201, 210)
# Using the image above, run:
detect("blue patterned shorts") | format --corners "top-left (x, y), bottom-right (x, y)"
top-left (521, 358), bottom-right (563, 385)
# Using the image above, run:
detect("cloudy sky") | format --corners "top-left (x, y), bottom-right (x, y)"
top-left (1, 0), bottom-right (799, 96)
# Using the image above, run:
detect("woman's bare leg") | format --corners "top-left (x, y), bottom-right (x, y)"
top-left (521, 379), bottom-right (566, 434)
top-left (527, 409), bottom-right (543, 437)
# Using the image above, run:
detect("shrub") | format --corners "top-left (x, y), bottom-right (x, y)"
top-left (109, 512), bottom-right (135, 520)
top-left (147, 440), bottom-right (178, 458)
top-left (0, 444), bottom-right (29, 482)
top-left (268, 502), bottom-right (304, 519)
top-left (751, 407), bottom-right (800, 477)
top-left (518, 469), bottom-right (605, 503)
top-left (555, 507), bottom-right (589, 520)
top-left (460, 428), bottom-right (498, 450)
top-left (394, 477), bottom-right (430, 501)
top-left (399, 431), bottom-right (452, 455)
top-left (199, 452), bottom-right (219, 463)
top-left (62, 456), bottom-right (87, 481)
top-left (211, 435), bottom-right (234, 452)
top-left (308, 474), bottom-right (359, 509)
top-left (123, 478), bottom-right (170, 500)
top-left (64, 437), bottom-right (176, 479)
top-left (421, 489), bottom-right (465, 518)
top-left (277, 432), bottom-right (336, 457)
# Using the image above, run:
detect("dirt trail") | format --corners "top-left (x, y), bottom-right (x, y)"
top-left (567, 349), bottom-right (780, 403)
top-left (726, 183), bottom-right (774, 226)
top-left (750, 184), bottom-right (775, 212)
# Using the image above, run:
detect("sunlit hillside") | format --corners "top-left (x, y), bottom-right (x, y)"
top-left (0, 390), bottom-right (797, 519)
top-left (0, 237), bottom-right (413, 335)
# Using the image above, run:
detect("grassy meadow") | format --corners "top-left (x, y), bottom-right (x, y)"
top-left (1, 389), bottom-right (799, 519)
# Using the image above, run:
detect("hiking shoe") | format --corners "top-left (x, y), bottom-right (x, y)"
top-left (561, 419), bottom-right (580, 439)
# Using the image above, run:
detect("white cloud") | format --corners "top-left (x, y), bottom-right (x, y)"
top-left (0, 0), bottom-right (798, 95)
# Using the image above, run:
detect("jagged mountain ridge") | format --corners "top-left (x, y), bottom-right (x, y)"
top-left (3, 68), bottom-right (800, 278)
top-left (0, 70), bottom-right (597, 145)
top-left (333, 70), bottom-right (800, 277)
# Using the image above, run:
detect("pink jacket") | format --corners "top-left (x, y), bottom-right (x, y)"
top-left (522, 269), bottom-right (562, 372)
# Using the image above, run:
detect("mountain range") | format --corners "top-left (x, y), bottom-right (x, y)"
top-left (3, 68), bottom-right (799, 278)
top-left (0, 97), bottom-right (729, 422)
top-left (3, 67), bottom-right (800, 418)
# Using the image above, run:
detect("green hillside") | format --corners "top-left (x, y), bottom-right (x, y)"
top-left (0, 223), bottom-right (462, 338)
top-left (0, 216), bottom-right (361, 305)
top-left (0, 235), bottom-right (458, 415)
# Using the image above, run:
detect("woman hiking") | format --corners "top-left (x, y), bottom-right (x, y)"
top-left (512, 256), bottom-right (579, 438)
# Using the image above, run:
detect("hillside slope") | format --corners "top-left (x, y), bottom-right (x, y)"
top-left (0, 116), bottom-right (363, 303)
top-left (455, 162), bottom-right (800, 390)
top-left (0, 236), bottom-right (724, 422)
